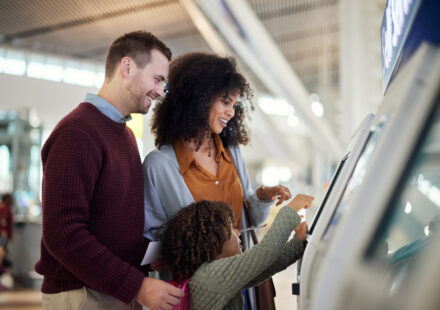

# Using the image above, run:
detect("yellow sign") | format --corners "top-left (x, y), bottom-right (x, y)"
top-left (127, 114), bottom-right (144, 139)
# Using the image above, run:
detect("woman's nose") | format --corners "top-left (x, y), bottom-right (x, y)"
top-left (226, 105), bottom-right (235, 118)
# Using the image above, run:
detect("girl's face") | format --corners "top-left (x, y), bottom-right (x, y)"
top-left (217, 225), bottom-right (242, 259)
top-left (208, 92), bottom-right (239, 135)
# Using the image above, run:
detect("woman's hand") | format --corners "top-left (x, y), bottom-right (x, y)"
top-left (260, 185), bottom-right (292, 206)
top-left (287, 194), bottom-right (314, 213)
top-left (295, 222), bottom-right (308, 242)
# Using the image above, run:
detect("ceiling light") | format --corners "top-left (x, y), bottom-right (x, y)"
top-left (287, 115), bottom-right (299, 127)
top-left (404, 201), bottom-right (412, 214)
top-left (258, 95), bottom-right (294, 116)
top-left (311, 100), bottom-right (324, 118)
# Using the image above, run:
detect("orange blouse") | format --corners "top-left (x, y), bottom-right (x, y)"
top-left (174, 135), bottom-right (244, 227)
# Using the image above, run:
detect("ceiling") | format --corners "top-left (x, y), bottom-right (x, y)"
top-left (0, 0), bottom-right (385, 169)
top-left (0, 0), bottom-right (339, 93)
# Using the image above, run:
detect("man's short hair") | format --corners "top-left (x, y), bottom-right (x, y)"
top-left (105, 30), bottom-right (172, 80)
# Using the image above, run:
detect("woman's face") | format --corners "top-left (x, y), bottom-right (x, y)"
top-left (208, 92), bottom-right (239, 135)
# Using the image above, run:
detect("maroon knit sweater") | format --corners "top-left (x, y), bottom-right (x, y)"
top-left (35, 102), bottom-right (145, 304)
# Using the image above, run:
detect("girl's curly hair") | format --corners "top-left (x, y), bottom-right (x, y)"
top-left (161, 200), bottom-right (236, 282)
top-left (151, 52), bottom-right (254, 149)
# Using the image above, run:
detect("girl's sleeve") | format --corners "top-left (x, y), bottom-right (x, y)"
top-left (243, 236), bottom-right (306, 289)
top-left (194, 207), bottom-right (301, 296)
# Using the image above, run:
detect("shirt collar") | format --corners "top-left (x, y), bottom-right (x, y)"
top-left (174, 135), bottom-right (232, 175)
top-left (85, 93), bottom-right (132, 123)
top-left (213, 134), bottom-right (232, 163)
top-left (174, 138), bottom-right (195, 175)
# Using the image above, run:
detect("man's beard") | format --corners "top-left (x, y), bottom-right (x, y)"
top-left (126, 84), bottom-right (146, 114)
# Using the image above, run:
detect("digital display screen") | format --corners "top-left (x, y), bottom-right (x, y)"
top-left (381, 0), bottom-right (440, 93)
top-left (322, 120), bottom-right (386, 242)
top-left (309, 156), bottom-right (348, 235)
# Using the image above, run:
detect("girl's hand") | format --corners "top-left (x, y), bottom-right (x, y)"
top-left (287, 194), bottom-right (314, 213)
top-left (295, 222), bottom-right (309, 242)
top-left (260, 185), bottom-right (292, 206)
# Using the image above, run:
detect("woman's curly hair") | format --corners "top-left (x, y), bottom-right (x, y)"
top-left (161, 200), bottom-right (236, 282)
top-left (151, 52), bottom-right (254, 149)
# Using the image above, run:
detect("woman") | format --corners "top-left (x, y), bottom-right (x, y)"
top-left (143, 52), bottom-right (292, 242)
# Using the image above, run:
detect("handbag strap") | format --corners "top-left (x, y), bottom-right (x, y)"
top-left (243, 200), bottom-right (260, 245)
top-left (225, 146), bottom-right (261, 246)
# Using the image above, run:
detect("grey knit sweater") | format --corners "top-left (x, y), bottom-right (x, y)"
top-left (189, 206), bottom-right (305, 310)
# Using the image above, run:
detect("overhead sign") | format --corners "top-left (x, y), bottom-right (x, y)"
top-left (381, 0), bottom-right (440, 94)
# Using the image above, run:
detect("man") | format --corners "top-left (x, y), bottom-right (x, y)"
top-left (35, 31), bottom-right (183, 309)
top-left (0, 194), bottom-right (13, 242)
top-left (0, 193), bottom-right (13, 274)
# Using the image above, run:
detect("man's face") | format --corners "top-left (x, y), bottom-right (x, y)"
top-left (126, 49), bottom-right (169, 114)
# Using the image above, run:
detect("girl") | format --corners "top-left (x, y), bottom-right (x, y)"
top-left (162, 194), bottom-right (313, 310)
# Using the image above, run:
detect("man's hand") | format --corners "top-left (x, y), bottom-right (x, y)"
top-left (295, 222), bottom-right (309, 242)
top-left (287, 194), bottom-right (314, 213)
top-left (135, 277), bottom-right (184, 310)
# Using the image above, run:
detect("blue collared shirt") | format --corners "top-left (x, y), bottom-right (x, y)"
top-left (85, 93), bottom-right (132, 123)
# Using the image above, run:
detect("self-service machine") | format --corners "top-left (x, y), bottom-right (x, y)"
top-left (312, 43), bottom-right (440, 310)
top-left (296, 113), bottom-right (373, 309)
top-left (298, 77), bottom-right (406, 309)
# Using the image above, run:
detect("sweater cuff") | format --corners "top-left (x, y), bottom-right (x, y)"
top-left (293, 235), bottom-right (307, 251)
top-left (282, 206), bottom-right (302, 226)
top-left (113, 267), bottom-right (145, 304)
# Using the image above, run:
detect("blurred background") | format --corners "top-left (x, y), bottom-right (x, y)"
top-left (0, 0), bottom-right (387, 308)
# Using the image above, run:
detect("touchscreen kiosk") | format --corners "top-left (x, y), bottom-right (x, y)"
top-left (307, 157), bottom-right (348, 236)
top-left (312, 44), bottom-right (440, 310)
top-left (297, 114), bottom-right (374, 309)
top-left (321, 121), bottom-right (385, 242)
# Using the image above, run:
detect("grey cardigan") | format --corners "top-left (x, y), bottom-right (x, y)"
top-left (143, 144), bottom-right (273, 241)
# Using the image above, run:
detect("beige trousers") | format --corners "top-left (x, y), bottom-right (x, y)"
top-left (42, 287), bottom-right (142, 310)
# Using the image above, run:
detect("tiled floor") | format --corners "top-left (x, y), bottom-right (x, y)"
top-left (0, 289), bottom-right (42, 310)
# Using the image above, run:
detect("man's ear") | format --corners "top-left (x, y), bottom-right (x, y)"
top-left (120, 56), bottom-right (132, 79)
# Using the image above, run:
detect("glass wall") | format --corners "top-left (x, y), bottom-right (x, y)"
top-left (0, 111), bottom-right (43, 221)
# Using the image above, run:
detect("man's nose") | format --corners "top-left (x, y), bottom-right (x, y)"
top-left (155, 83), bottom-right (165, 98)
top-left (156, 88), bottom-right (164, 98)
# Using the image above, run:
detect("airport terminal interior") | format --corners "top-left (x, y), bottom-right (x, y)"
top-left (1, 0), bottom-right (440, 309)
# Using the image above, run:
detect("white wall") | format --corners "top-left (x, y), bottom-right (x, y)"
top-left (0, 73), bottom-right (98, 131)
